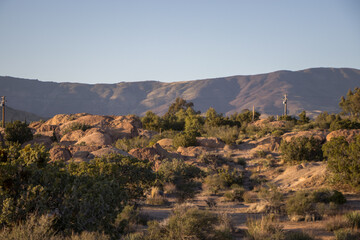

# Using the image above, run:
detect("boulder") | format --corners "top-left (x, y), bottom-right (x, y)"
top-left (76, 129), bottom-right (112, 146)
top-left (49, 146), bottom-right (71, 162)
top-left (157, 138), bottom-right (174, 149)
top-left (108, 115), bottom-right (142, 139)
top-left (196, 137), bottom-right (225, 149)
top-left (326, 129), bottom-right (360, 143)
top-left (22, 136), bottom-right (53, 149)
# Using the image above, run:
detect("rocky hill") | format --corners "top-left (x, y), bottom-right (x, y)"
top-left (1, 106), bottom-right (45, 122)
top-left (0, 67), bottom-right (359, 118)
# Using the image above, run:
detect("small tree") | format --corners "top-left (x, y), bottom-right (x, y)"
top-left (5, 120), bottom-right (33, 144)
top-left (323, 135), bottom-right (360, 189)
top-left (280, 137), bottom-right (323, 163)
top-left (298, 111), bottom-right (310, 124)
top-left (339, 87), bottom-right (360, 117)
top-left (141, 111), bottom-right (162, 131)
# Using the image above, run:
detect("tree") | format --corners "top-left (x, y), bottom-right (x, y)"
top-left (205, 107), bottom-right (223, 127)
top-left (164, 97), bottom-right (195, 118)
top-left (298, 111), bottom-right (310, 124)
top-left (339, 87), bottom-right (360, 117)
top-left (4, 120), bottom-right (33, 144)
top-left (141, 111), bottom-right (162, 131)
top-left (323, 135), bottom-right (360, 189)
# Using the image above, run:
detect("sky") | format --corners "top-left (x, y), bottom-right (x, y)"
top-left (0, 0), bottom-right (359, 84)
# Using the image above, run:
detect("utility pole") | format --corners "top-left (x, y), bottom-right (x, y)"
top-left (1, 96), bottom-right (6, 128)
top-left (282, 94), bottom-right (288, 117)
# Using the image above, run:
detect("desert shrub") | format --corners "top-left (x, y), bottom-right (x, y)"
top-left (286, 189), bottom-right (346, 218)
top-left (148, 130), bottom-right (178, 146)
top-left (280, 136), bottom-right (323, 163)
top-left (0, 214), bottom-right (56, 240)
top-left (329, 119), bottom-right (360, 131)
top-left (62, 122), bottom-right (91, 134)
top-left (334, 229), bottom-right (360, 240)
top-left (115, 205), bottom-right (142, 234)
top-left (272, 129), bottom-right (284, 137)
top-left (324, 215), bottom-right (349, 232)
top-left (345, 211), bottom-right (360, 229)
top-left (115, 136), bottom-right (150, 152)
top-left (253, 150), bottom-right (267, 158)
top-left (258, 184), bottom-right (284, 214)
top-left (121, 232), bottom-right (145, 240)
top-left (323, 136), bottom-right (360, 189)
top-left (284, 231), bottom-right (314, 240)
top-left (203, 125), bottom-right (239, 145)
top-left (203, 174), bottom-right (225, 195)
top-left (157, 159), bottom-right (202, 202)
top-left (145, 187), bottom-right (168, 206)
top-left (218, 168), bottom-right (243, 187)
top-left (235, 157), bottom-right (247, 167)
top-left (243, 191), bottom-right (257, 203)
top-left (0, 144), bottom-right (155, 237)
top-left (223, 186), bottom-right (245, 202)
top-left (4, 120), bottom-right (33, 144)
top-left (146, 204), bottom-right (232, 240)
top-left (172, 132), bottom-right (197, 148)
top-left (246, 215), bottom-right (284, 240)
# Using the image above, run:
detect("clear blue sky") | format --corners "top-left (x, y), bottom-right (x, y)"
top-left (0, 0), bottom-right (359, 83)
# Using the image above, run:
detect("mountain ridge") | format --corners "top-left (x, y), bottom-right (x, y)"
top-left (1, 67), bottom-right (359, 118)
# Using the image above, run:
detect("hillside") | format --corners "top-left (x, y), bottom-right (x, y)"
top-left (0, 67), bottom-right (359, 117)
top-left (1, 106), bottom-right (45, 122)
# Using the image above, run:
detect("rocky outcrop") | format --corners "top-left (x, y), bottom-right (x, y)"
top-left (282, 130), bottom-right (328, 143)
top-left (49, 146), bottom-right (72, 162)
top-left (326, 129), bottom-right (360, 142)
top-left (177, 146), bottom-right (208, 158)
top-left (23, 136), bottom-right (53, 149)
top-left (76, 128), bottom-right (112, 146)
top-left (196, 137), bottom-right (225, 149)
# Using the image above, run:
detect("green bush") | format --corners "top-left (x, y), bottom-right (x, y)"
top-left (203, 125), bottom-right (239, 145)
top-left (280, 137), bottom-right (323, 163)
top-left (157, 159), bottom-right (202, 202)
top-left (345, 211), bottom-right (360, 229)
top-left (172, 132), bottom-right (197, 148)
top-left (4, 121), bottom-right (33, 144)
top-left (323, 136), bottom-right (360, 189)
top-left (334, 229), bottom-right (360, 240)
top-left (329, 119), bottom-right (360, 131)
top-left (286, 189), bottom-right (346, 218)
top-left (223, 186), bottom-right (245, 202)
top-left (0, 143), bottom-right (155, 237)
top-left (115, 136), bottom-right (150, 152)
top-left (62, 122), bottom-right (91, 134)
top-left (146, 205), bottom-right (232, 240)
top-left (285, 231), bottom-right (314, 240)
top-left (246, 215), bottom-right (284, 240)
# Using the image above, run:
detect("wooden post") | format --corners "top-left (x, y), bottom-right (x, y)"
top-left (252, 105), bottom-right (255, 122)
top-left (283, 94), bottom-right (288, 116)
top-left (1, 96), bottom-right (5, 128)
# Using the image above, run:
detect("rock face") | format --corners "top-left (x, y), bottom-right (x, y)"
top-left (326, 129), bottom-right (360, 142)
top-left (282, 130), bottom-right (328, 143)
top-left (49, 146), bottom-right (72, 162)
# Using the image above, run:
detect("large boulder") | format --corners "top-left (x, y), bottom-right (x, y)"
top-left (49, 146), bottom-right (72, 162)
top-left (107, 115), bottom-right (142, 139)
top-left (157, 138), bottom-right (174, 149)
top-left (196, 137), bottom-right (225, 149)
top-left (76, 128), bottom-right (112, 146)
top-left (22, 136), bottom-right (53, 150)
top-left (326, 129), bottom-right (360, 143)
top-left (282, 130), bottom-right (328, 143)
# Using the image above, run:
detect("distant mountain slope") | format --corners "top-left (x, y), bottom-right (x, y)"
top-left (1, 106), bottom-right (45, 122)
top-left (0, 68), bottom-right (359, 117)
